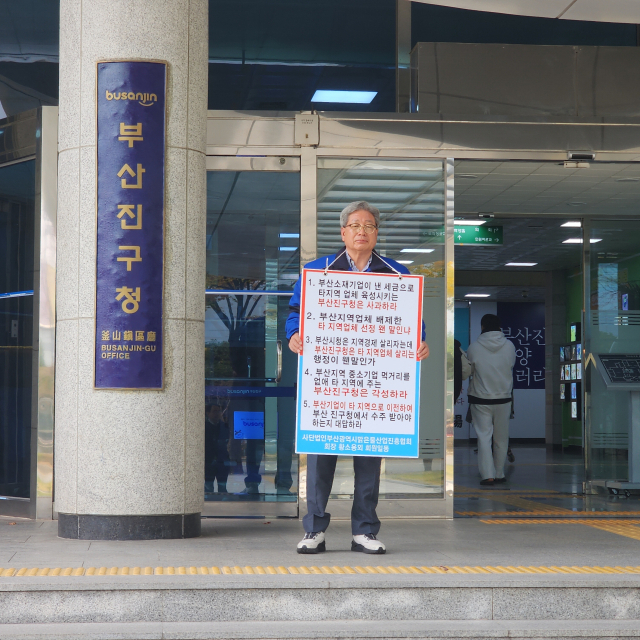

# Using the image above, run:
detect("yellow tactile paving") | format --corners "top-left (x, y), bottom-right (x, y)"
top-left (481, 517), bottom-right (640, 541)
top-left (483, 518), bottom-right (640, 525)
top-left (457, 511), bottom-right (640, 517)
top-left (457, 489), bottom-right (640, 522)
top-left (475, 494), bottom-right (574, 513)
top-left (455, 489), bottom-right (563, 496)
top-left (589, 522), bottom-right (640, 542)
top-left (1, 563), bottom-right (640, 577)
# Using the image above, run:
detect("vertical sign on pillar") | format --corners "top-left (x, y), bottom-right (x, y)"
top-left (95, 61), bottom-right (166, 389)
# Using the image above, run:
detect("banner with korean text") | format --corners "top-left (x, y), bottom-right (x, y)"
top-left (95, 61), bottom-right (166, 389)
top-left (296, 269), bottom-right (423, 458)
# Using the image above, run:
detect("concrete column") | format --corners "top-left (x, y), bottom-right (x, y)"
top-left (55, 0), bottom-right (208, 539)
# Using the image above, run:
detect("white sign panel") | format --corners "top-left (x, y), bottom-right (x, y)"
top-left (295, 269), bottom-right (423, 458)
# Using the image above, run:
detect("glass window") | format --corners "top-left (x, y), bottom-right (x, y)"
top-left (585, 220), bottom-right (640, 487)
top-left (0, 159), bottom-right (36, 498)
top-left (317, 158), bottom-right (447, 499)
top-left (205, 170), bottom-right (300, 501)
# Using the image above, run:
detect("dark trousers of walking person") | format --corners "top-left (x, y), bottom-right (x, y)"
top-left (303, 454), bottom-right (382, 535)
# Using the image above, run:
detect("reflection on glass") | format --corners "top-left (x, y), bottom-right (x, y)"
top-left (205, 171), bottom-right (300, 501)
top-left (317, 158), bottom-right (446, 499)
top-left (586, 220), bottom-right (640, 484)
top-left (0, 160), bottom-right (35, 498)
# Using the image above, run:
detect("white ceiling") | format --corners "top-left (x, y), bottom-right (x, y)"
top-left (455, 160), bottom-right (640, 217)
top-left (412, 0), bottom-right (640, 23)
top-left (454, 160), bottom-right (640, 276)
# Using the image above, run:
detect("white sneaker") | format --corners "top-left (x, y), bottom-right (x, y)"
top-left (351, 533), bottom-right (386, 554)
top-left (297, 531), bottom-right (326, 554)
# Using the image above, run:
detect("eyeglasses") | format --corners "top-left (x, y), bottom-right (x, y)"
top-left (344, 223), bottom-right (378, 234)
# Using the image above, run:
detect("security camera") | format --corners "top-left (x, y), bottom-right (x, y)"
top-left (521, 290), bottom-right (529, 299)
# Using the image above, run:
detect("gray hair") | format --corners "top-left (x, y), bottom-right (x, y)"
top-left (340, 201), bottom-right (380, 228)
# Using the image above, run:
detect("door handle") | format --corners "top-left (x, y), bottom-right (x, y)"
top-left (276, 340), bottom-right (282, 383)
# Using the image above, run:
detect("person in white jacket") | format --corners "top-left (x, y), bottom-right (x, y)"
top-left (466, 314), bottom-right (516, 486)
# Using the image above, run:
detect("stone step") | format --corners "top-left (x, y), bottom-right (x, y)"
top-left (1, 577), bottom-right (640, 626)
top-left (1, 620), bottom-right (640, 640)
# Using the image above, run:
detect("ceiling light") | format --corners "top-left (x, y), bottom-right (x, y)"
top-left (400, 248), bottom-right (435, 253)
top-left (279, 246), bottom-right (297, 251)
top-left (562, 238), bottom-right (602, 244)
top-left (457, 174), bottom-right (478, 179)
top-left (616, 178), bottom-right (639, 182)
top-left (505, 262), bottom-right (538, 267)
top-left (561, 221), bottom-right (581, 228)
top-left (454, 219), bottom-right (486, 226)
top-left (567, 202), bottom-right (587, 207)
top-left (397, 260), bottom-right (414, 264)
top-left (279, 233), bottom-right (299, 238)
top-left (465, 293), bottom-right (491, 298)
top-left (311, 90), bottom-right (377, 104)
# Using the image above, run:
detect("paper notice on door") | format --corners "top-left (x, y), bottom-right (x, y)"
top-left (234, 411), bottom-right (265, 440)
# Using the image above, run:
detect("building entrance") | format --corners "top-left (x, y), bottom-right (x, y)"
top-left (6, 109), bottom-right (640, 522)
top-left (204, 112), bottom-right (456, 519)
top-left (450, 160), bottom-right (640, 517)
top-left (203, 149), bottom-right (454, 518)
top-left (202, 113), bottom-right (640, 521)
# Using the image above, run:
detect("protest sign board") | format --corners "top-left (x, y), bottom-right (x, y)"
top-left (295, 269), bottom-right (423, 458)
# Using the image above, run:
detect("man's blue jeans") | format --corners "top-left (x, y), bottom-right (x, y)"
top-left (303, 454), bottom-right (382, 535)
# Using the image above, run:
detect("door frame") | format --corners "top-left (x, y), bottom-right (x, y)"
top-left (0, 107), bottom-right (57, 519)
top-left (207, 111), bottom-right (456, 518)
top-left (203, 154), bottom-right (301, 517)
top-left (206, 109), bottom-right (640, 519)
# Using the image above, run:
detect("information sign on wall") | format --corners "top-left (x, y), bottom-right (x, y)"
top-left (453, 225), bottom-right (502, 245)
top-left (497, 302), bottom-right (545, 390)
top-left (295, 269), bottom-right (424, 458)
top-left (95, 60), bottom-right (166, 389)
top-left (421, 225), bottom-right (503, 245)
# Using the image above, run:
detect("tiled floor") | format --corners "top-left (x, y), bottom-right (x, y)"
top-left (454, 443), bottom-right (640, 517)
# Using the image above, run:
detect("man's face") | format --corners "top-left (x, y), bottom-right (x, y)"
top-left (340, 210), bottom-right (378, 254)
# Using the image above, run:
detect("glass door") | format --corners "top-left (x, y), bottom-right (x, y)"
top-left (584, 219), bottom-right (640, 495)
top-left (204, 156), bottom-right (300, 516)
top-left (313, 157), bottom-right (453, 518)
top-left (0, 107), bottom-right (56, 520)
top-left (0, 159), bottom-right (36, 510)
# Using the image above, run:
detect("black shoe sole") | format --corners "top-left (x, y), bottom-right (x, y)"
top-left (351, 541), bottom-right (386, 554)
top-left (297, 541), bottom-right (326, 554)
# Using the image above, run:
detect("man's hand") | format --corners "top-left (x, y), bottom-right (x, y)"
top-left (417, 341), bottom-right (430, 361)
top-left (288, 332), bottom-right (303, 355)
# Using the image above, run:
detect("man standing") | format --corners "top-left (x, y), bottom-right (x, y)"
top-left (287, 201), bottom-right (429, 555)
top-left (466, 314), bottom-right (516, 486)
